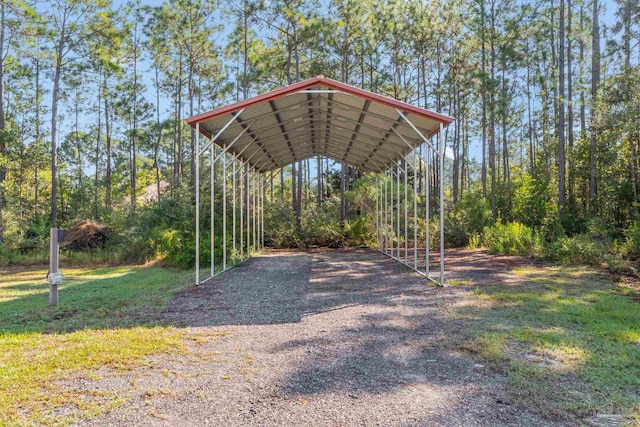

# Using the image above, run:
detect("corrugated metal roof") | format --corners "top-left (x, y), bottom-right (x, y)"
top-left (186, 76), bottom-right (454, 173)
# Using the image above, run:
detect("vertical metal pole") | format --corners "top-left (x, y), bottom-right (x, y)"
top-left (378, 178), bottom-right (382, 251)
top-left (396, 162), bottom-right (400, 260)
top-left (240, 162), bottom-right (244, 260)
top-left (413, 148), bottom-right (418, 270)
top-left (389, 167), bottom-right (395, 258)
top-left (195, 123), bottom-right (200, 285)
top-left (439, 123), bottom-right (445, 286)
top-left (222, 152), bottom-right (227, 271)
top-left (211, 143), bottom-right (215, 277)
top-left (247, 165), bottom-right (251, 255)
top-left (258, 174), bottom-right (262, 250)
top-left (253, 168), bottom-right (257, 252)
top-left (404, 156), bottom-right (408, 264)
top-left (49, 228), bottom-right (59, 305)
top-left (261, 175), bottom-right (265, 249)
top-left (425, 144), bottom-right (430, 278)
top-left (376, 177), bottom-right (380, 250)
top-left (385, 170), bottom-right (389, 254)
top-left (233, 158), bottom-right (237, 263)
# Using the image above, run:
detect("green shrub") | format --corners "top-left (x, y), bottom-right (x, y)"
top-left (302, 207), bottom-right (345, 247)
top-left (467, 233), bottom-right (481, 249)
top-left (620, 220), bottom-right (640, 260)
top-left (344, 216), bottom-right (370, 246)
top-left (481, 221), bottom-right (536, 256)
top-left (265, 206), bottom-right (302, 247)
top-left (443, 211), bottom-right (471, 247)
top-left (545, 234), bottom-right (609, 266)
top-left (512, 174), bottom-right (559, 237)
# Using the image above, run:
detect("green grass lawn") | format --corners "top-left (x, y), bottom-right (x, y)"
top-left (2, 259), bottom-right (639, 425)
top-left (458, 265), bottom-right (640, 422)
top-left (0, 265), bottom-right (194, 426)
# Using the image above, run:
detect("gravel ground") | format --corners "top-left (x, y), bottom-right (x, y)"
top-left (74, 248), bottom-right (567, 427)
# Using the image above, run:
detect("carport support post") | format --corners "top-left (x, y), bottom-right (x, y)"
top-left (247, 165), bottom-right (251, 254)
top-left (253, 168), bottom-right (256, 252)
top-left (240, 162), bottom-right (244, 260)
top-left (389, 170), bottom-right (391, 254)
top-left (223, 151), bottom-right (227, 271)
top-left (396, 161), bottom-right (400, 260)
top-left (414, 148), bottom-right (418, 270)
top-left (404, 155), bottom-right (408, 264)
top-left (376, 177), bottom-right (380, 250)
top-left (389, 167), bottom-right (396, 258)
top-left (425, 144), bottom-right (430, 279)
top-left (261, 175), bottom-right (265, 249)
top-left (195, 123), bottom-right (200, 286)
top-left (439, 123), bottom-right (445, 285)
top-left (211, 140), bottom-right (215, 278)
top-left (233, 158), bottom-right (237, 263)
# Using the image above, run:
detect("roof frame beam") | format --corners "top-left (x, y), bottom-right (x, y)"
top-left (361, 117), bottom-right (404, 170)
top-left (252, 135), bottom-right (390, 172)
top-left (343, 100), bottom-right (371, 159)
top-left (244, 123), bottom-right (403, 160)
top-left (269, 99), bottom-right (297, 161)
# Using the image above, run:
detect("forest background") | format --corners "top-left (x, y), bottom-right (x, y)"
top-left (1, 0), bottom-right (639, 271)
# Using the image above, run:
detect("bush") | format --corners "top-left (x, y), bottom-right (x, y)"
top-left (265, 206), bottom-right (302, 248)
top-left (511, 174), bottom-right (566, 242)
top-left (344, 216), bottom-right (370, 246)
top-left (444, 192), bottom-right (492, 247)
top-left (545, 234), bottom-right (609, 265)
top-left (620, 220), bottom-right (640, 260)
top-left (482, 221), bottom-right (536, 256)
top-left (467, 233), bottom-right (481, 249)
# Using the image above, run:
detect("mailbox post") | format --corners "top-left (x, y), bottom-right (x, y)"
top-left (48, 228), bottom-right (65, 306)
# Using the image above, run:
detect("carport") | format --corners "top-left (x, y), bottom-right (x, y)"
top-left (186, 76), bottom-right (454, 286)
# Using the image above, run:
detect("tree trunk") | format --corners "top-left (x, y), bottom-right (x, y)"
top-left (480, 0), bottom-right (488, 199)
top-left (131, 20), bottom-right (139, 212)
top-left (51, 33), bottom-right (65, 226)
top-left (502, 72), bottom-right (511, 203)
top-left (0, 3), bottom-right (6, 242)
top-left (567, 0), bottom-right (575, 204)
top-left (94, 70), bottom-right (102, 219)
top-left (104, 76), bottom-right (112, 210)
top-left (154, 66), bottom-right (162, 202)
top-left (489, 0), bottom-right (497, 221)
top-left (559, 0), bottom-right (566, 210)
top-left (589, 0), bottom-right (600, 210)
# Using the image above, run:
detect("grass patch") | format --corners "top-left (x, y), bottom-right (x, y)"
top-left (460, 265), bottom-right (640, 421)
top-left (0, 265), bottom-right (193, 426)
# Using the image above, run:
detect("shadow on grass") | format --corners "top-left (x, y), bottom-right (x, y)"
top-left (0, 266), bottom-right (191, 334)
top-left (452, 266), bottom-right (640, 419)
top-left (2, 248), bottom-right (638, 423)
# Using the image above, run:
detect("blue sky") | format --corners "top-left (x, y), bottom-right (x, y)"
top-left (61, 0), bottom-right (622, 172)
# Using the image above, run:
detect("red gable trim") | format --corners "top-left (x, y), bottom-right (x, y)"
top-left (186, 76), bottom-right (454, 131)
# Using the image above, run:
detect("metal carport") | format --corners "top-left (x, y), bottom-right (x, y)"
top-left (186, 76), bottom-right (454, 286)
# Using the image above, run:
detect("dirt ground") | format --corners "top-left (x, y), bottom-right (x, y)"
top-left (76, 248), bottom-right (568, 427)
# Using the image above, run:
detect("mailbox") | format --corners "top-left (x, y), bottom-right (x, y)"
top-left (57, 229), bottom-right (66, 243)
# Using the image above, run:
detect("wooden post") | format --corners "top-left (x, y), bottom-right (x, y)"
top-left (49, 228), bottom-right (59, 306)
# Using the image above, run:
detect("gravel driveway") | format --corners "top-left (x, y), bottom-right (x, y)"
top-left (79, 248), bottom-right (565, 427)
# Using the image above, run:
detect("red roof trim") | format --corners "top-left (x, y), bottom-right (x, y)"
top-left (185, 76), bottom-right (454, 130)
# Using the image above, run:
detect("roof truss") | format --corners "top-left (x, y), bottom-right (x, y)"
top-left (187, 76), bottom-right (454, 173)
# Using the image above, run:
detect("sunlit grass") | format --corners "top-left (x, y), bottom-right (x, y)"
top-left (0, 266), bottom-right (193, 426)
top-left (461, 265), bottom-right (640, 420)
